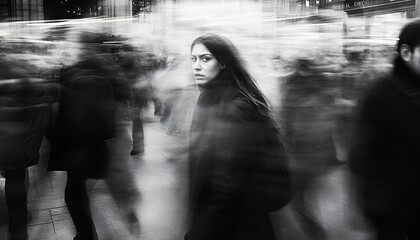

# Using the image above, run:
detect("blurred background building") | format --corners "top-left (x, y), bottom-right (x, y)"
top-left (319, 0), bottom-right (416, 17)
top-left (0, 0), bottom-right (418, 21)
top-left (0, 0), bottom-right (102, 21)
top-left (0, 0), bottom-right (148, 21)
top-left (0, 1), bottom-right (417, 239)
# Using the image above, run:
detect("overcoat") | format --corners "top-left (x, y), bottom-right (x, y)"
top-left (185, 80), bottom-right (278, 240)
top-left (0, 78), bottom-right (50, 170)
top-left (48, 61), bottom-right (115, 179)
top-left (349, 57), bottom-right (420, 220)
top-left (281, 68), bottom-right (337, 177)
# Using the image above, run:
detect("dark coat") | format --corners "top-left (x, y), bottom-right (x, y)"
top-left (48, 64), bottom-right (115, 179)
top-left (281, 70), bottom-right (337, 176)
top-left (0, 78), bottom-right (51, 170)
top-left (349, 57), bottom-right (420, 218)
top-left (185, 81), bottom-right (277, 240)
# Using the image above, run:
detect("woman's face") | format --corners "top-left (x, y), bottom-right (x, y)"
top-left (191, 43), bottom-right (223, 86)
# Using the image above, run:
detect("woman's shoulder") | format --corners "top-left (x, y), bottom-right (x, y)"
top-left (220, 90), bottom-right (258, 120)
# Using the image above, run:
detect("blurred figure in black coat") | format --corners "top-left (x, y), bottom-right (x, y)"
top-left (349, 19), bottom-right (420, 240)
top-left (281, 58), bottom-right (339, 240)
top-left (118, 53), bottom-right (149, 155)
top-left (0, 56), bottom-right (53, 240)
top-left (48, 54), bottom-right (116, 240)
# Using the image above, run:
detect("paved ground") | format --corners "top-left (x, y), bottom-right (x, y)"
top-left (1, 105), bottom-right (375, 240)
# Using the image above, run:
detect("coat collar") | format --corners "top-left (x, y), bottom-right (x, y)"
top-left (197, 72), bottom-right (236, 107)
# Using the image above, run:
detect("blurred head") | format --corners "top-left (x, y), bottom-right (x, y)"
top-left (397, 19), bottom-right (420, 76)
top-left (119, 53), bottom-right (141, 79)
top-left (346, 51), bottom-right (364, 63)
top-left (294, 58), bottom-right (315, 74)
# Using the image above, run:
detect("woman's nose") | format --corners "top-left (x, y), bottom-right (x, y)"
top-left (193, 60), bottom-right (201, 70)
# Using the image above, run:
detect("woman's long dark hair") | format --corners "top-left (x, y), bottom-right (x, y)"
top-left (191, 33), bottom-right (271, 118)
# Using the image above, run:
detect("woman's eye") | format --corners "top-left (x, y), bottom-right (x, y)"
top-left (202, 57), bottom-right (210, 62)
top-left (191, 57), bottom-right (196, 62)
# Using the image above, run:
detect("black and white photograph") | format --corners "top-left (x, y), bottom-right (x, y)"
top-left (1, 0), bottom-right (420, 239)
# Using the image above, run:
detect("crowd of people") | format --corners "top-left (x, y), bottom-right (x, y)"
top-left (1, 18), bottom-right (420, 240)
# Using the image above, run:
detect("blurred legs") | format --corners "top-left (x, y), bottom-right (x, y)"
top-left (5, 169), bottom-right (28, 240)
top-left (65, 172), bottom-right (98, 240)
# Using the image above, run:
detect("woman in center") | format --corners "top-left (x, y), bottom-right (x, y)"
top-left (186, 34), bottom-right (286, 240)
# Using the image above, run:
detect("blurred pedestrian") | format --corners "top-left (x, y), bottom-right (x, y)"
top-left (349, 19), bottom-right (420, 240)
top-left (95, 44), bottom-right (143, 232)
top-left (118, 48), bottom-right (166, 155)
top-left (48, 55), bottom-right (116, 240)
top-left (153, 56), bottom-right (197, 135)
top-left (118, 53), bottom-right (149, 155)
top-left (281, 58), bottom-right (339, 240)
top-left (128, 79), bottom-right (149, 155)
top-left (185, 34), bottom-right (291, 240)
top-left (331, 51), bottom-right (364, 163)
top-left (0, 57), bottom-right (52, 240)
